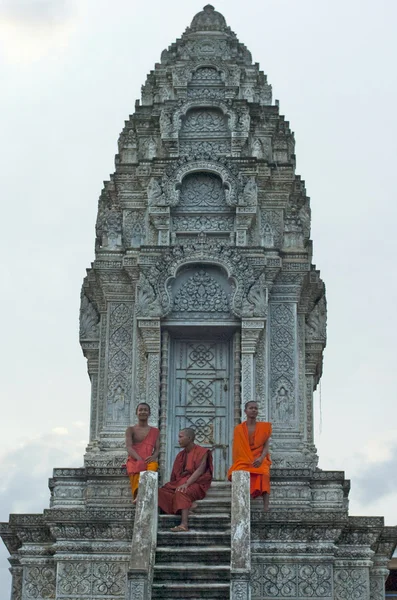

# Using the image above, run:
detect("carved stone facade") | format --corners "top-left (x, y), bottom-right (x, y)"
top-left (1, 5), bottom-right (396, 599)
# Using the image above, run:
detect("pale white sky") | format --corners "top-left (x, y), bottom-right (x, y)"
top-left (1, 0), bottom-right (397, 592)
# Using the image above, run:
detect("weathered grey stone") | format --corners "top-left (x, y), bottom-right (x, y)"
top-left (1, 5), bottom-right (396, 599)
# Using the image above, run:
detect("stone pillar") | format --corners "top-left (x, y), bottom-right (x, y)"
top-left (231, 470), bottom-right (251, 600)
top-left (370, 558), bottom-right (392, 600)
top-left (97, 302), bottom-right (134, 451)
top-left (241, 320), bottom-right (265, 412)
top-left (159, 330), bottom-right (170, 482)
top-left (10, 565), bottom-right (23, 600)
top-left (126, 471), bottom-right (158, 600)
top-left (233, 331), bottom-right (241, 425)
top-left (138, 319), bottom-right (161, 425)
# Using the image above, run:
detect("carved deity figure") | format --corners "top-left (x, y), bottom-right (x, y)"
top-left (108, 385), bottom-right (126, 422)
top-left (236, 108), bottom-right (250, 133)
top-left (306, 296), bottom-right (327, 341)
top-left (262, 223), bottom-right (274, 248)
top-left (242, 177), bottom-right (257, 206)
top-left (147, 178), bottom-right (166, 206)
top-left (252, 138), bottom-right (263, 159)
top-left (79, 293), bottom-right (99, 339)
top-left (160, 108), bottom-right (175, 136)
top-left (104, 205), bottom-right (122, 249)
top-left (147, 138), bottom-right (157, 160)
top-left (275, 387), bottom-right (294, 423)
top-left (136, 275), bottom-right (162, 317)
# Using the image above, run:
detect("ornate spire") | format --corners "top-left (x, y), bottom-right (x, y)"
top-left (190, 4), bottom-right (228, 33)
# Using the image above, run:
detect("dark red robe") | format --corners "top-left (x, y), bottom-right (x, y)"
top-left (158, 444), bottom-right (213, 514)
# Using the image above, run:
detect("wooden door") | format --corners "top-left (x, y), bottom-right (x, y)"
top-left (167, 338), bottom-right (232, 480)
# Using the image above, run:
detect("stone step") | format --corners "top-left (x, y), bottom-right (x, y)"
top-left (158, 514), bottom-right (231, 532)
top-left (193, 500), bottom-right (231, 513)
top-left (158, 530), bottom-right (230, 546)
top-left (153, 563), bottom-right (230, 582)
top-left (152, 582), bottom-right (230, 599)
top-left (155, 545), bottom-right (230, 564)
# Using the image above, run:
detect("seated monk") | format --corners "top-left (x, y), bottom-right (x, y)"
top-left (158, 428), bottom-right (213, 532)
top-left (125, 402), bottom-right (159, 503)
top-left (227, 401), bottom-right (272, 511)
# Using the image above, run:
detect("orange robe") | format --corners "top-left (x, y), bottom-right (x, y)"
top-left (158, 445), bottom-right (213, 514)
top-left (227, 421), bottom-right (272, 497)
top-left (126, 427), bottom-right (159, 499)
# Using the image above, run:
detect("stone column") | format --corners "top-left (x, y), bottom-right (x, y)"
top-left (159, 330), bottom-right (170, 482)
top-left (138, 319), bottom-right (161, 426)
top-left (231, 470), bottom-right (251, 600)
top-left (241, 320), bottom-right (265, 413)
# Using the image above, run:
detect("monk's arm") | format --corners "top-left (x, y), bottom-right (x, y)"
top-left (145, 433), bottom-right (160, 464)
top-left (176, 454), bottom-right (208, 492)
top-left (252, 437), bottom-right (270, 468)
top-left (125, 427), bottom-right (143, 461)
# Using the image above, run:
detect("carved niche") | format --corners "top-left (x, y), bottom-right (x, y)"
top-left (170, 265), bottom-right (234, 320)
top-left (179, 106), bottom-right (231, 156)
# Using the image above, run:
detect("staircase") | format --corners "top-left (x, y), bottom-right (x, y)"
top-left (152, 482), bottom-right (231, 599)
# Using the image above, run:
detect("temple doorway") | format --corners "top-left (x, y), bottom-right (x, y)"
top-left (165, 331), bottom-right (236, 481)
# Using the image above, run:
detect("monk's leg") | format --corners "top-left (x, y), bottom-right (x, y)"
top-left (129, 474), bottom-right (140, 502)
top-left (262, 492), bottom-right (270, 512)
top-left (158, 486), bottom-right (176, 514)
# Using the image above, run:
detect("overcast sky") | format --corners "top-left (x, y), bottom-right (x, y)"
top-left (1, 0), bottom-right (397, 592)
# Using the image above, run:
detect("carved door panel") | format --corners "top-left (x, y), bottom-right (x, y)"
top-left (168, 338), bottom-right (232, 481)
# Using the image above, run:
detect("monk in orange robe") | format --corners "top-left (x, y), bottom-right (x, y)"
top-left (228, 401), bottom-right (272, 511)
top-left (125, 402), bottom-right (160, 503)
top-left (158, 428), bottom-right (213, 532)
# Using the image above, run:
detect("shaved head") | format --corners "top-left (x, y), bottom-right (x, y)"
top-left (180, 428), bottom-right (196, 441)
top-left (244, 401), bottom-right (258, 410)
top-left (136, 402), bottom-right (151, 415)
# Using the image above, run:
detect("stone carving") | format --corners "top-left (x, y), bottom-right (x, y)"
top-left (160, 107), bottom-right (176, 137)
top-left (181, 108), bottom-right (228, 134)
top-left (252, 562), bottom-right (333, 599)
top-left (173, 270), bottom-right (230, 313)
top-left (147, 178), bottom-right (166, 206)
top-left (105, 303), bottom-right (133, 427)
top-left (124, 211), bottom-right (146, 248)
top-left (242, 274), bottom-right (267, 317)
top-left (164, 157), bottom-right (240, 206)
top-left (187, 86), bottom-right (225, 101)
top-left (79, 293), bottom-right (99, 339)
top-left (140, 137), bottom-right (157, 160)
top-left (306, 295), bottom-right (327, 342)
top-left (241, 177), bottom-right (257, 206)
top-left (235, 107), bottom-right (250, 134)
top-left (334, 568), bottom-right (368, 600)
top-left (136, 274), bottom-right (161, 317)
top-left (172, 215), bottom-right (234, 232)
top-left (24, 566), bottom-right (56, 599)
top-left (179, 172), bottom-right (226, 208)
top-left (179, 139), bottom-right (230, 156)
top-left (270, 303), bottom-right (296, 427)
top-left (191, 66), bottom-right (223, 81)
top-left (99, 205), bottom-right (122, 249)
top-left (284, 206), bottom-right (304, 249)
top-left (298, 564), bottom-right (332, 597)
top-left (274, 386), bottom-right (295, 423)
top-left (57, 561), bottom-right (127, 597)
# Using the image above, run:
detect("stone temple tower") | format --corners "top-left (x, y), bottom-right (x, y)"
top-left (1, 6), bottom-right (396, 600)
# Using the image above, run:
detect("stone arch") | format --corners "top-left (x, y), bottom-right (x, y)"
top-left (190, 64), bottom-right (226, 83)
top-left (163, 159), bottom-right (240, 207)
top-left (135, 244), bottom-right (265, 320)
top-left (175, 99), bottom-right (234, 131)
top-left (177, 171), bottom-right (229, 212)
top-left (168, 264), bottom-right (235, 320)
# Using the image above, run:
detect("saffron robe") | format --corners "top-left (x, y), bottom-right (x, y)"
top-left (125, 426), bottom-right (160, 475)
top-left (126, 426), bottom-right (159, 500)
top-left (158, 445), bottom-right (213, 514)
top-left (227, 421), bottom-right (272, 497)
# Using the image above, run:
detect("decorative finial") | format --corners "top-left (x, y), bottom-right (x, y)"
top-left (203, 4), bottom-right (215, 10)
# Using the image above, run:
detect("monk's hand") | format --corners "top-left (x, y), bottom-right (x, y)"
top-left (144, 456), bottom-right (154, 464)
top-left (176, 483), bottom-right (189, 492)
top-left (252, 457), bottom-right (263, 468)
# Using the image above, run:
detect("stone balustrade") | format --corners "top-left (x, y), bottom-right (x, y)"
top-left (126, 471), bottom-right (158, 600)
top-left (231, 470), bottom-right (251, 599)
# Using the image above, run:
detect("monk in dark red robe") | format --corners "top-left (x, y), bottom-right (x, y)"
top-left (158, 428), bottom-right (213, 532)
top-left (228, 401), bottom-right (272, 511)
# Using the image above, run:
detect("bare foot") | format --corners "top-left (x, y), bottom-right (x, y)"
top-left (170, 524), bottom-right (189, 532)
top-left (132, 497), bottom-right (138, 504)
